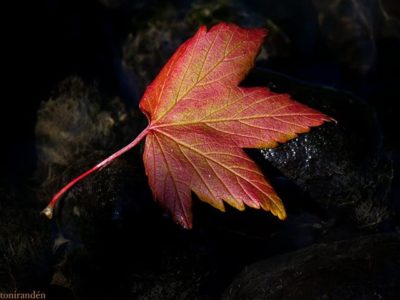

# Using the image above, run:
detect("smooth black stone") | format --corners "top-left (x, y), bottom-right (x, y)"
top-left (224, 234), bottom-right (400, 300)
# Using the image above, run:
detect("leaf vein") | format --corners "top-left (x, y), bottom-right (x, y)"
top-left (153, 134), bottom-right (189, 222)
top-left (156, 130), bottom-right (282, 211)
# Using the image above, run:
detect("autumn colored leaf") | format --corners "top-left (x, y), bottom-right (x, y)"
top-left (43, 23), bottom-right (331, 229)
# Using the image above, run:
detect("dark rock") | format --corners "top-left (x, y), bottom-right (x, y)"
top-left (312, 0), bottom-right (399, 75)
top-left (47, 155), bottom-right (210, 299)
top-left (127, 241), bottom-right (211, 300)
top-left (35, 77), bottom-right (156, 298)
top-left (123, 0), bottom-right (290, 90)
top-left (35, 77), bottom-right (140, 177)
top-left (50, 156), bottom-right (153, 247)
top-left (32, 68), bottom-right (396, 300)
top-left (245, 69), bottom-right (393, 229)
top-left (0, 185), bottom-right (52, 292)
top-left (35, 76), bottom-right (153, 240)
top-left (224, 234), bottom-right (400, 300)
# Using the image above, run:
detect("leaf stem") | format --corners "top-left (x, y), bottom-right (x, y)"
top-left (41, 126), bottom-right (150, 219)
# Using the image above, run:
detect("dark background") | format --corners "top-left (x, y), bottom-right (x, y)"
top-left (2, 0), bottom-right (400, 299)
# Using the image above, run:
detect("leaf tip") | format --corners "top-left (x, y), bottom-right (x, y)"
top-left (254, 27), bottom-right (268, 39)
top-left (224, 197), bottom-right (245, 211)
top-left (177, 216), bottom-right (193, 230)
top-left (198, 24), bottom-right (208, 34)
top-left (209, 22), bottom-right (268, 42)
top-left (276, 208), bottom-right (287, 220)
top-left (329, 116), bottom-right (338, 124)
top-left (261, 195), bottom-right (287, 221)
top-left (270, 205), bottom-right (287, 221)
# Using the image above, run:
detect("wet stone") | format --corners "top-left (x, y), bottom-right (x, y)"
top-left (245, 69), bottom-right (394, 229)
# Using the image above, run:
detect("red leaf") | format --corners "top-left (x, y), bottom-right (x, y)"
top-left (43, 23), bottom-right (332, 229)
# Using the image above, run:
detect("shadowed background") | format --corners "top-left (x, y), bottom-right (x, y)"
top-left (2, 0), bottom-right (400, 299)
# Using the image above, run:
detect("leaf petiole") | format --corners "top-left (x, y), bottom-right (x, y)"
top-left (41, 126), bottom-right (150, 219)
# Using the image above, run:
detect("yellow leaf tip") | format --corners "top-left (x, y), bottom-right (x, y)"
top-left (276, 208), bottom-right (287, 220)
top-left (224, 197), bottom-right (245, 211)
top-left (261, 196), bottom-right (287, 220)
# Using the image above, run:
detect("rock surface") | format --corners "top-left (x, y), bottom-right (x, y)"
top-left (35, 77), bottom-right (138, 173)
top-left (246, 69), bottom-right (393, 229)
top-left (224, 234), bottom-right (400, 300)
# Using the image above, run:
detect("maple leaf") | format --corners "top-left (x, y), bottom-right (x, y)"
top-left (43, 23), bottom-right (331, 229)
